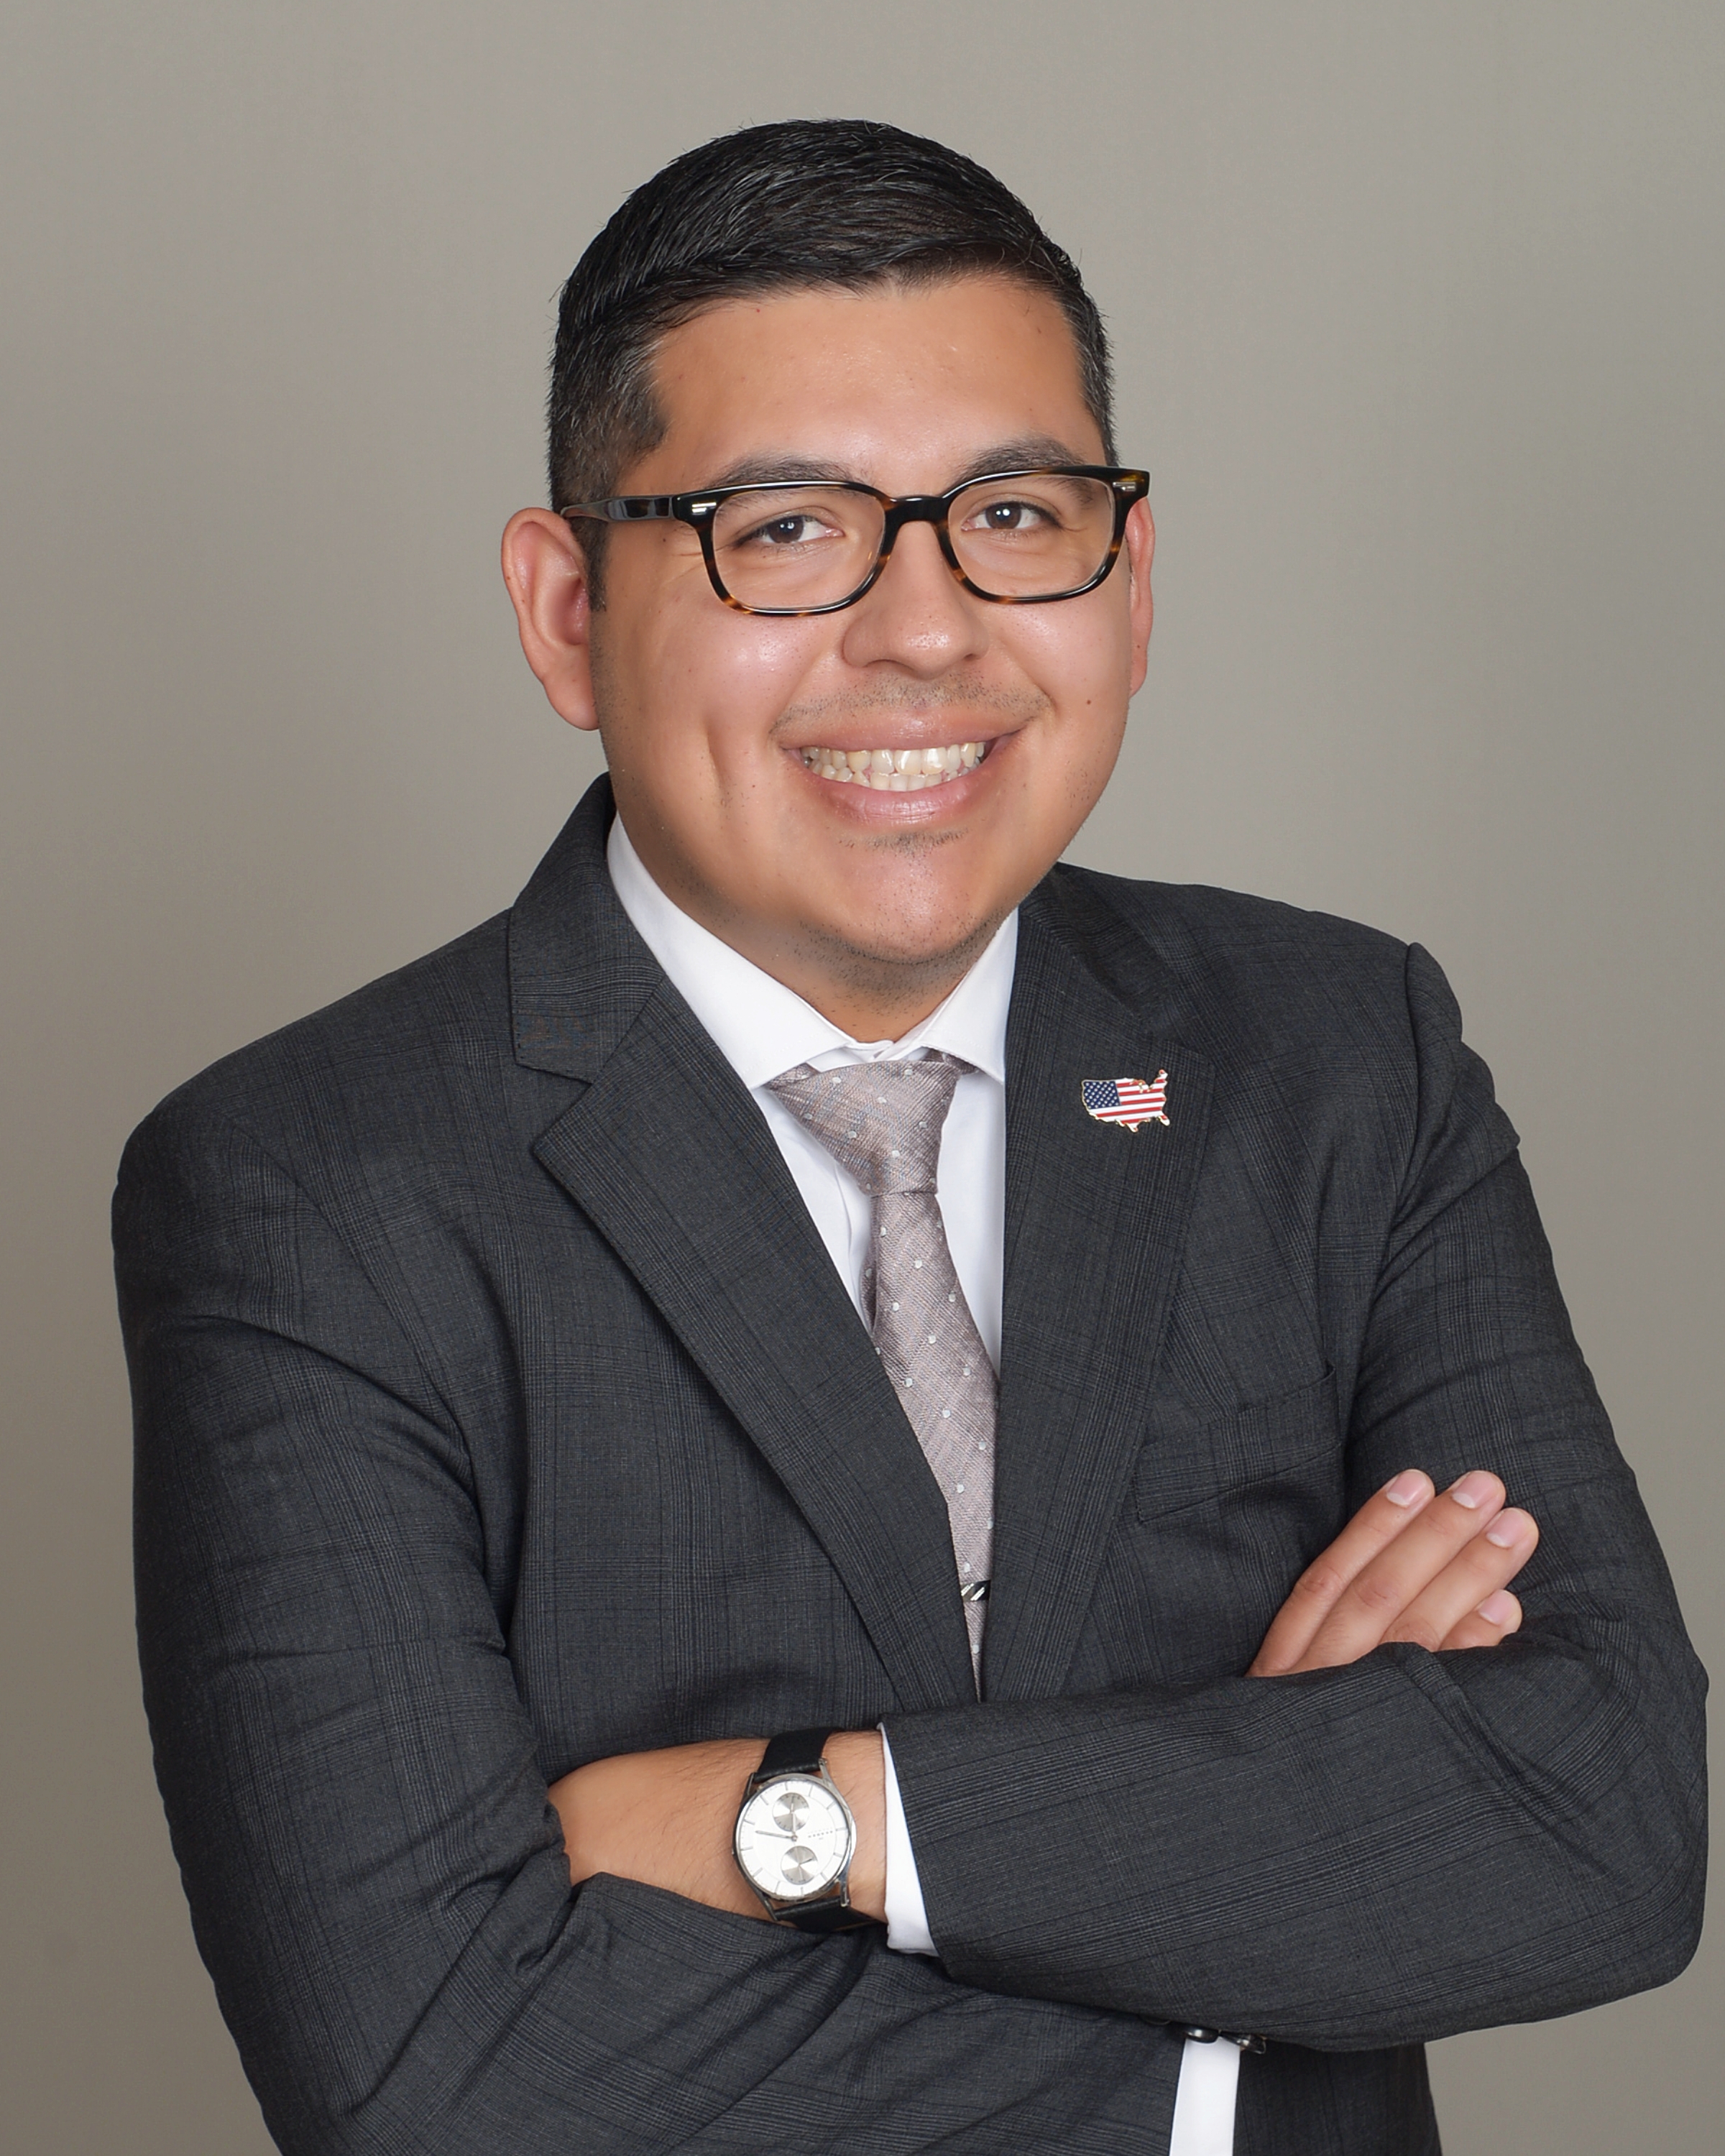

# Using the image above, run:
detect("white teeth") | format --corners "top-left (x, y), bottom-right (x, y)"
top-left (798, 740), bottom-right (991, 790)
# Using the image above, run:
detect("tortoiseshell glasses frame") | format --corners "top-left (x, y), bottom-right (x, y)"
top-left (558, 465), bottom-right (1151, 617)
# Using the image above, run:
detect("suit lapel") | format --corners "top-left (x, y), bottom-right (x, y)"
top-left (512, 781), bottom-right (976, 1711)
top-left (984, 876), bottom-right (1215, 1702)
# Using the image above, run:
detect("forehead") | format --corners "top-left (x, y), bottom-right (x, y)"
top-left (630, 275), bottom-right (1100, 490)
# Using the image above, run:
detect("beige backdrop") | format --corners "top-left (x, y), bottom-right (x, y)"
top-left (2, 4), bottom-right (1719, 2150)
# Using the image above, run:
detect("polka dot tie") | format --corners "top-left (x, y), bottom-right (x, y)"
top-left (770, 1054), bottom-right (996, 1677)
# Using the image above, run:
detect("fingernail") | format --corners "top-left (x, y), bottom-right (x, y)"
top-left (1476, 1590), bottom-right (1517, 1626)
top-left (1485, 1508), bottom-right (1530, 1549)
top-left (1448, 1470), bottom-right (1497, 1510)
top-left (1384, 1470), bottom-right (1429, 1508)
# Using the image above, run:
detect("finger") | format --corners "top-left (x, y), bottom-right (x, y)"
top-left (1289, 1470), bottom-right (1506, 1673)
top-left (1441, 1588), bottom-right (1524, 1652)
top-left (1386, 1508), bottom-right (1540, 1651)
top-left (1249, 1469), bottom-right (1433, 1675)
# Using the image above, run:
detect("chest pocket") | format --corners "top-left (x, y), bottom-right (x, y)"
top-left (1134, 1365), bottom-right (1340, 1523)
top-left (1118, 1366), bottom-right (1346, 1685)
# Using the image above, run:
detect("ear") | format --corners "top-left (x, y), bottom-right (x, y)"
top-left (1124, 497), bottom-right (1155, 696)
top-left (501, 507), bottom-right (599, 731)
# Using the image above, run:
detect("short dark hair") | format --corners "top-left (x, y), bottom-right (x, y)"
top-left (547, 119), bottom-right (1115, 599)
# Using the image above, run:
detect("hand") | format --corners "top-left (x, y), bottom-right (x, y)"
top-left (1248, 1468), bottom-right (1540, 1677)
top-left (546, 1730), bottom-right (888, 1922)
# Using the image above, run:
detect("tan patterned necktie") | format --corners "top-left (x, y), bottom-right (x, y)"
top-left (769, 1054), bottom-right (996, 1677)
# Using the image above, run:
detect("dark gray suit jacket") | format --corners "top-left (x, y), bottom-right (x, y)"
top-left (117, 777), bottom-right (1706, 2155)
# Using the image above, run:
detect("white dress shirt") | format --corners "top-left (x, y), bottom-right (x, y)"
top-left (607, 814), bottom-right (1238, 2154)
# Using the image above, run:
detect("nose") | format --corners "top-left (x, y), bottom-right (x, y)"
top-left (837, 518), bottom-right (990, 678)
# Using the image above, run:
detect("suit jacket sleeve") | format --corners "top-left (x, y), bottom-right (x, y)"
top-left (118, 1095), bottom-right (1193, 2155)
top-left (882, 943), bottom-right (1707, 2049)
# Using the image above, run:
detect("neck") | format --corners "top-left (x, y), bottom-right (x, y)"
top-left (767, 955), bottom-right (979, 1044)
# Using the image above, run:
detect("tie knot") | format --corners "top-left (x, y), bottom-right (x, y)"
top-left (769, 1054), bottom-right (967, 1194)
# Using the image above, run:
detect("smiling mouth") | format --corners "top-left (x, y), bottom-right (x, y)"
top-left (797, 740), bottom-right (992, 791)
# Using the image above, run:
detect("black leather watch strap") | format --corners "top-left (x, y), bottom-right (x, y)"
top-left (781, 1897), bottom-right (871, 1935)
top-left (755, 1727), bottom-right (834, 1779)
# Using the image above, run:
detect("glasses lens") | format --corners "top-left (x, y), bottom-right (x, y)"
top-left (709, 487), bottom-right (885, 610)
top-left (949, 474), bottom-right (1116, 598)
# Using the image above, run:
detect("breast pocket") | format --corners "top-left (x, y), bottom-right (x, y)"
top-left (1135, 1365), bottom-right (1342, 1524)
top-left (1123, 1368), bottom-right (1347, 1683)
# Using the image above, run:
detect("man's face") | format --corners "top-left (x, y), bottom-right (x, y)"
top-left (523, 275), bottom-right (1152, 1025)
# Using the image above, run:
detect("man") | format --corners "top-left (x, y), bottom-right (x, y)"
top-left (117, 120), bottom-right (1704, 2155)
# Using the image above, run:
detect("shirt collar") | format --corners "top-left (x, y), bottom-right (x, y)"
top-left (606, 813), bottom-right (1015, 1090)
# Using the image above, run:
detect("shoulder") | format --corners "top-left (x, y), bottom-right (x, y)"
top-left (1036, 862), bottom-right (1512, 1187)
top-left (119, 911), bottom-right (528, 1185)
top-left (1034, 862), bottom-right (1432, 1066)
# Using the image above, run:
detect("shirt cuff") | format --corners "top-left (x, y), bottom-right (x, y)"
top-left (877, 1724), bottom-right (937, 1955)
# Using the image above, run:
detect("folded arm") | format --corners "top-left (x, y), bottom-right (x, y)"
top-left (878, 1139), bottom-right (1706, 2047)
top-left (855, 945), bottom-right (1707, 2045)
top-left (546, 1460), bottom-right (1542, 1932)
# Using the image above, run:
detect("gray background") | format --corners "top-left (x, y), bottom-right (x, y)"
top-left (2, 3), bottom-right (1718, 2149)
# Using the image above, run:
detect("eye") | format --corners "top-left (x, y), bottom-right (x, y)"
top-left (739, 510), bottom-right (843, 550)
top-left (964, 496), bottom-right (1053, 535)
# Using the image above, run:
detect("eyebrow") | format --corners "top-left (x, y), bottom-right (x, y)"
top-left (948, 435), bottom-right (1093, 486)
top-left (701, 453), bottom-right (855, 489)
top-left (698, 435), bottom-right (1094, 494)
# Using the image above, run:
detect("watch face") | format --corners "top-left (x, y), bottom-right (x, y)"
top-left (734, 1774), bottom-right (853, 1901)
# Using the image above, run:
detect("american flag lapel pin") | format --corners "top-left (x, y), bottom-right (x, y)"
top-left (1081, 1072), bottom-right (1170, 1132)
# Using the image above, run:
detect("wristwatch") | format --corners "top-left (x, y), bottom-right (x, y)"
top-left (732, 1728), bottom-right (872, 1932)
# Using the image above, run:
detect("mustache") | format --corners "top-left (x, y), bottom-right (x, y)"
top-left (773, 676), bottom-right (1049, 738)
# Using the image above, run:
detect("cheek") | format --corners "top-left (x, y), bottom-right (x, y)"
top-left (630, 609), bottom-right (834, 765)
top-left (1002, 596), bottom-right (1135, 729)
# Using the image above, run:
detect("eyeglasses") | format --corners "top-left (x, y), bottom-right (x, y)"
top-left (559, 465), bottom-right (1149, 617)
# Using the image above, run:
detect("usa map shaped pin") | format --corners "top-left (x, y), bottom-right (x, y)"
top-left (1081, 1073), bottom-right (1170, 1131)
